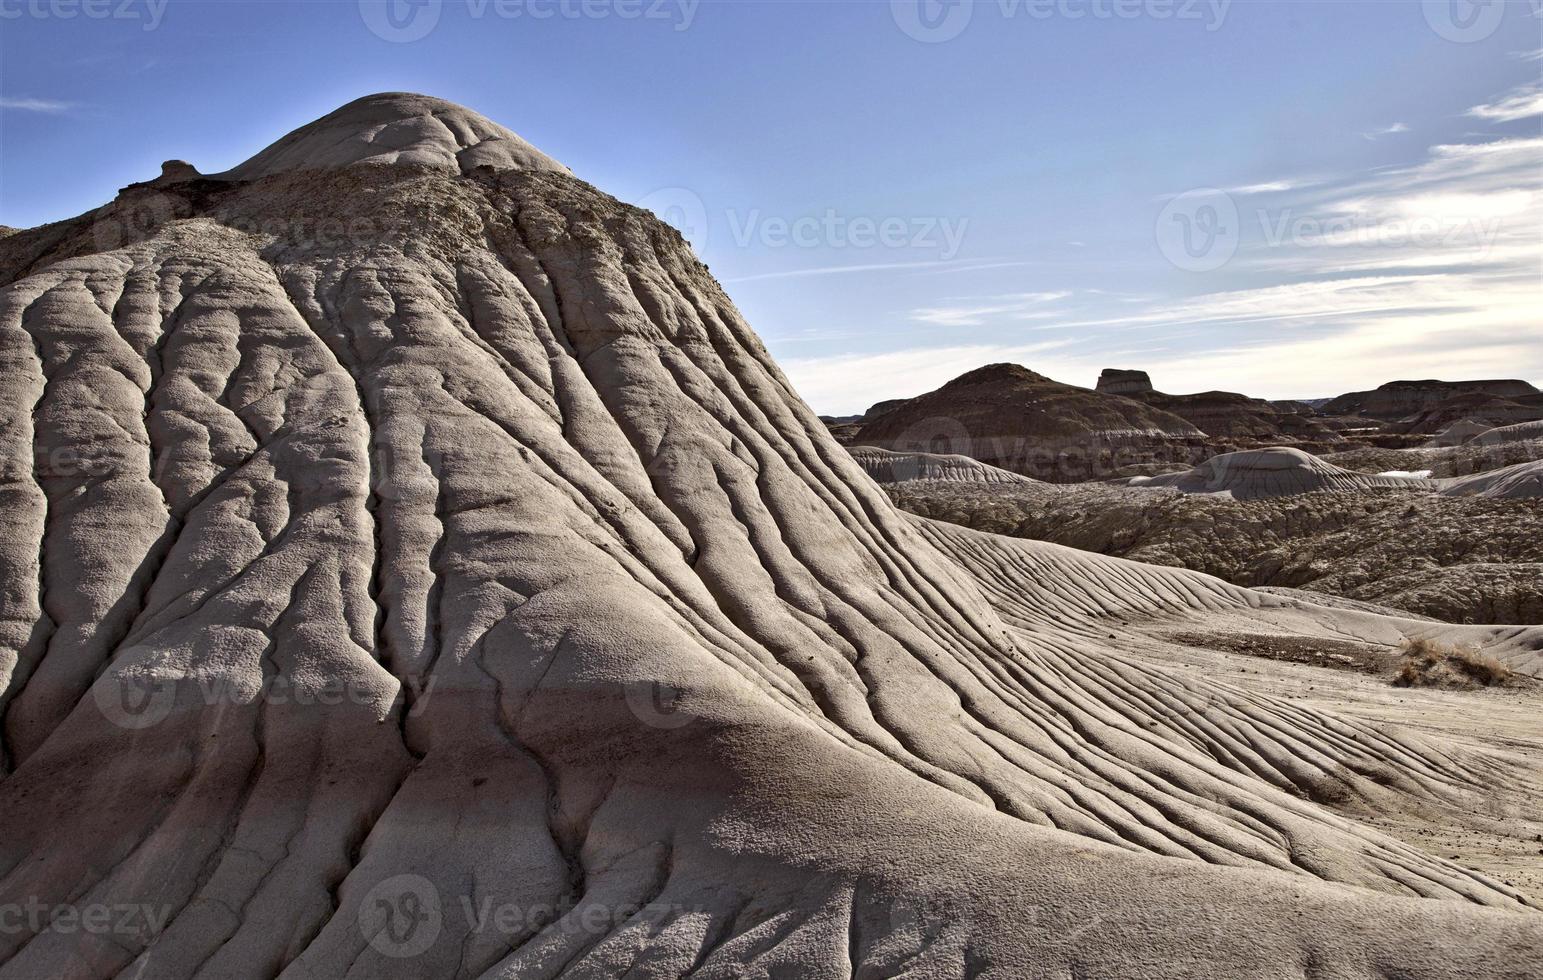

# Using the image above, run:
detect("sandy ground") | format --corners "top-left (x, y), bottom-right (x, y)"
top-left (1129, 624), bottom-right (1543, 902)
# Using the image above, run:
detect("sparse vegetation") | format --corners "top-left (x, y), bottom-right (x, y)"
top-left (1393, 637), bottom-right (1517, 689)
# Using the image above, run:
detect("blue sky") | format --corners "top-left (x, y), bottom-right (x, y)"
top-left (2, 0), bottom-right (1539, 414)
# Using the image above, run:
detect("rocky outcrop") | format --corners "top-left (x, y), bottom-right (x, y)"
top-left (1441, 459), bottom-right (1543, 499)
top-left (854, 363), bottom-right (1209, 482)
top-left (1130, 447), bottom-right (1434, 499)
top-left (847, 445), bottom-right (1046, 486)
top-left (1423, 418), bottom-right (1493, 447)
top-left (1473, 419), bottom-right (1543, 446)
top-left (0, 94), bottom-right (1538, 979)
top-left (1094, 367), bottom-right (1152, 396)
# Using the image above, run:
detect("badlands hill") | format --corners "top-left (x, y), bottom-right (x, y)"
top-left (1095, 369), bottom-right (1343, 452)
top-left (1319, 379), bottom-right (1543, 438)
top-left (0, 93), bottom-right (1540, 978)
top-left (1322, 379), bottom-right (1541, 420)
top-left (838, 369), bottom-right (1543, 466)
top-left (851, 363), bottom-right (1208, 481)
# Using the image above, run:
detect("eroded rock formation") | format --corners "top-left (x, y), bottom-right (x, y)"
top-left (0, 94), bottom-right (1538, 979)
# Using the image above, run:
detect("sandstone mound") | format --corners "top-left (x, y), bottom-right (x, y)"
top-left (847, 445), bottom-right (1043, 486)
top-left (222, 92), bottom-right (569, 181)
top-left (0, 96), bottom-right (1537, 978)
top-left (1423, 418), bottom-right (1492, 448)
top-left (1473, 419), bottom-right (1543, 447)
top-left (1442, 459), bottom-right (1543, 500)
top-left (1131, 447), bottom-right (1435, 499)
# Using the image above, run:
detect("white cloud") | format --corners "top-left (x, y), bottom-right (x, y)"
top-left (1467, 82), bottom-right (1543, 122)
top-left (1158, 178), bottom-right (1311, 198)
top-left (909, 291), bottom-right (1070, 327)
top-left (0, 97), bottom-right (75, 113)
top-left (1361, 122), bottom-right (1409, 140)
top-left (723, 257), bottom-right (1035, 284)
top-left (778, 77), bottom-right (1543, 414)
top-left (1227, 179), bottom-right (1302, 194)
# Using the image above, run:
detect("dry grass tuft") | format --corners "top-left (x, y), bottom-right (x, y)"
top-left (1393, 636), bottom-right (1516, 689)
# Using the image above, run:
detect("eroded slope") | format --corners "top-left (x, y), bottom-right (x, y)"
top-left (0, 105), bottom-right (1538, 978)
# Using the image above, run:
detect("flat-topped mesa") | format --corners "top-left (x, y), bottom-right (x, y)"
top-left (219, 91), bottom-right (569, 180)
top-left (1323, 378), bottom-right (1542, 420)
top-left (1095, 367), bottom-right (1154, 396)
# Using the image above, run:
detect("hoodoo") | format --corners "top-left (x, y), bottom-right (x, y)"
top-left (0, 95), bottom-right (1538, 978)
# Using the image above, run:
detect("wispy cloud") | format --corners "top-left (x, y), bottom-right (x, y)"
top-left (1229, 179), bottom-right (1302, 194)
top-left (0, 97), bottom-right (75, 114)
top-left (723, 257), bottom-right (1034, 284)
top-left (1467, 81), bottom-right (1543, 122)
top-left (1361, 122), bottom-right (1409, 140)
top-left (788, 84), bottom-right (1542, 412)
top-left (1158, 178), bottom-right (1310, 199)
top-left (910, 291), bottom-right (1070, 327)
